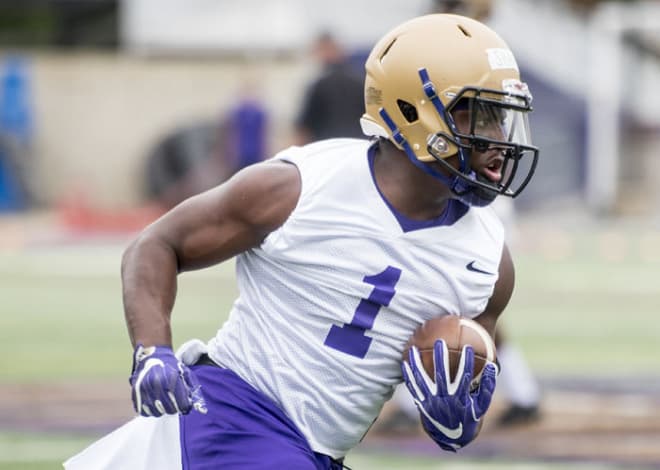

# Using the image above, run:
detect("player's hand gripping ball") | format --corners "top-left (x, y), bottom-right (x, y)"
top-left (129, 344), bottom-right (207, 417)
top-left (404, 315), bottom-right (496, 389)
top-left (402, 315), bottom-right (498, 452)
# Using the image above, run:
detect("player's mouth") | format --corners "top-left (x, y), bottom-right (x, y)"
top-left (478, 155), bottom-right (504, 183)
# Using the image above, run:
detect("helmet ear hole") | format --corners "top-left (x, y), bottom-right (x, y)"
top-left (379, 38), bottom-right (397, 62)
top-left (457, 24), bottom-right (471, 37)
top-left (397, 99), bottom-right (419, 123)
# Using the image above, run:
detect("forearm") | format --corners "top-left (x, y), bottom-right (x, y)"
top-left (121, 233), bottom-right (179, 348)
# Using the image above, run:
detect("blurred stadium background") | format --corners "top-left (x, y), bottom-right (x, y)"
top-left (0, 0), bottom-right (659, 469)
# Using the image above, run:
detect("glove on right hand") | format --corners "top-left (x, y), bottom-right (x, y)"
top-left (129, 344), bottom-right (207, 417)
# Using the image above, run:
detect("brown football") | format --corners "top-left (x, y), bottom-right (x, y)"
top-left (403, 315), bottom-right (496, 387)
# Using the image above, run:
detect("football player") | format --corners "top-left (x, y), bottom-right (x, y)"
top-left (65, 13), bottom-right (538, 469)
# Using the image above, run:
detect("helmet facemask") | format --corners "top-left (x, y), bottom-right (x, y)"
top-left (427, 86), bottom-right (539, 207)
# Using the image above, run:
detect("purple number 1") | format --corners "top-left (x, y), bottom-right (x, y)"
top-left (324, 266), bottom-right (402, 358)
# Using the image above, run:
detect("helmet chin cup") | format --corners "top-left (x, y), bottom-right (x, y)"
top-left (452, 172), bottom-right (500, 207)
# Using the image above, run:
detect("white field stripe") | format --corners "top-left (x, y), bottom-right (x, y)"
top-left (0, 436), bottom-right (99, 462)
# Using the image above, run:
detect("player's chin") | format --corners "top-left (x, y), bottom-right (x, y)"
top-left (471, 174), bottom-right (500, 205)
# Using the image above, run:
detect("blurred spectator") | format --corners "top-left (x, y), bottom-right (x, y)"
top-left (0, 134), bottom-right (25, 212)
top-left (0, 55), bottom-right (33, 211)
top-left (143, 120), bottom-right (223, 210)
top-left (221, 83), bottom-right (268, 171)
top-left (489, 197), bottom-right (542, 427)
top-left (293, 32), bottom-right (365, 144)
top-left (566, 0), bottom-right (602, 14)
top-left (430, 0), bottom-right (493, 20)
top-left (493, 327), bottom-right (542, 426)
top-left (144, 85), bottom-right (268, 210)
top-left (0, 56), bottom-right (33, 145)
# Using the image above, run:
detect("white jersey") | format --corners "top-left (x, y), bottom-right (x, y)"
top-left (208, 138), bottom-right (504, 458)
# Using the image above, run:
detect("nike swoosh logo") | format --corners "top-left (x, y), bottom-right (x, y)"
top-left (466, 261), bottom-right (494, 275)
top-left (414, 399), bottom-right (464, 439)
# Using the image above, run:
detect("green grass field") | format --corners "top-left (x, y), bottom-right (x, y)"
top-left (0, 430), bottom-right (594, 470)
top-left (0, 226), bottom-right (658, 469)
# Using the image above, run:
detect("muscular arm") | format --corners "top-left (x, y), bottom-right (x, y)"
top-left (121, 160), bottom-right (301, 348)
top-left (474, 243), bottom-right (515, 339)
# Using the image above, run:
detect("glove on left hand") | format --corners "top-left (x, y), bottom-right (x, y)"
top-left (129, 344), bottom-right (207, 417)
top-left (402, 340), bottom-right (497, 452)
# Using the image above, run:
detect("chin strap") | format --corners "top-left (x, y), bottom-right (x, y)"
top-left (378, 107), bottom-right (455, 185)
top-left (378, 106), bottom-right (497, 207)
top-left (418, 68), bottom-right (470, 176)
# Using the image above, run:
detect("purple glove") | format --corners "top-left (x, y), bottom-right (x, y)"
top-left (129, 344), bottom-right (207, 417)
top-left (402, 340), bottom-right (498, 452)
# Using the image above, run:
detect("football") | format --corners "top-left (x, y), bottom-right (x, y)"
top-left (403, 315), bottom-right (496, 387)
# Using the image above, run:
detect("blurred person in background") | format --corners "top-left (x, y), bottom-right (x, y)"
top-left (144, 82), bottom-right (268, 210)
top-left (66, 13), bottom-right (539, 469)
top-left (143, 120), bottom-right (225, 210)
top-left (430, 0), bottom-right (494, 18)
top-left (489, 196), bottom-right (542, 426)
top-left (0, 55), bottom-right (33, 211)
top-left (222, 81), bottom-right (268, 171)
top-left (293, 31), bottom-right (365, 144)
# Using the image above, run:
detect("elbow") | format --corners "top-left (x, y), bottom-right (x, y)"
top-left (121, 235), bottom-right (140, 276)
top-left (121, 233), bottom-right (145, 279)
top-left (121, 230), bottom-right (180, 277)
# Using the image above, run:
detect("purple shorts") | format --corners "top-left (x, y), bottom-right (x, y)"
top-left (179, 363), bottom-right (343, 469)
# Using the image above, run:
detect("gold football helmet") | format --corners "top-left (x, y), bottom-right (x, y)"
top-left (361, 14), bottom-right (538, 206)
